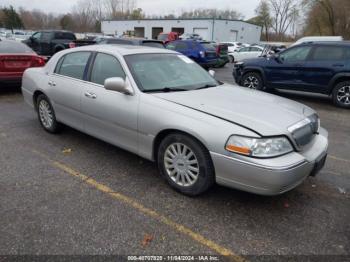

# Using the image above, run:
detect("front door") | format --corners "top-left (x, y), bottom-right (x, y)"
top-left (265, 45), bottom-right (312, 89)
top-left (81, 52), bottom-right (139, 154)
top-left (27, 32), bottom-right (41, 54)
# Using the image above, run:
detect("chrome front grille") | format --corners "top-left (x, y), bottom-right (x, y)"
top-left (292, 124), bottom-right (314, 147)
top-left (288, 114), bottom-right (319, 148)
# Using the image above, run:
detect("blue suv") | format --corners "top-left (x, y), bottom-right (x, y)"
top-left (166, 40), bottom-right (219, 69)
top-left (233, 42), bottom-right (350, 108)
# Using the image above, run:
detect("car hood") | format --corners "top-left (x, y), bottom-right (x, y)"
top-left (152, 84), bottom-right (314, 136)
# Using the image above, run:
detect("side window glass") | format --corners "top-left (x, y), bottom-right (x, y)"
top-left (56, 52), bottom-right (91, 80)
top-left (90, 53), bottom-right (126, 85)
top-left (32, 32), bottom-right (41, 40)
top-left (41, 32), bottom-right (51, 41)
top-left (312, 46), bottom-right (345, 61)
top-left (279, 46), bottom-right (312, 62)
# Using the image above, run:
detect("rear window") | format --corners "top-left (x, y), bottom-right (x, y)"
top-left (0, 40), bottom-right (34, 54)
top-left (105, 39), bottom-right (133, 45)
top-left (54, 32), bottom-right (76, 40)
top-left (200, 42), bottom-right (216, 51)
top-left (142, 41), bottom-right (164, 48)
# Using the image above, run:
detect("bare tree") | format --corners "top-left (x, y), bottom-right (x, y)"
top-left (303, 0), bottom-right (350, 38)
top-left (72, 0), bottom-right (97, 32)
top-left (268, 0), bottom-right (300, 40)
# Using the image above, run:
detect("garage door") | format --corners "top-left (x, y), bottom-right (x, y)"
top-left (193, 28), bottom-right (209, 41)
top-left (230, 30), bottom-right (238, 41)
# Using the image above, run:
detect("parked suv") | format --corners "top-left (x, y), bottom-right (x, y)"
top-left (233, 42), bottom-right (350, 108)
top-left (166, 40), bottom-right (219, 69)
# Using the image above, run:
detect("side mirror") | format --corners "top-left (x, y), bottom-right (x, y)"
top-left (274, 54), bottom-right (282, 63)
top-left (29, 36), bottom-right (35, 42)
top-left (104, 77), bottom-right (133, 95)
top-left (208, 70), bottom-right (215, 77)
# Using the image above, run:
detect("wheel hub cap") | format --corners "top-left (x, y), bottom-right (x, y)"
top-left (164, 143), bottom-right (199, 187)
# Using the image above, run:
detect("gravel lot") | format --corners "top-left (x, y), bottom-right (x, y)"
top-left (0, 64), bottom-right (349, 260)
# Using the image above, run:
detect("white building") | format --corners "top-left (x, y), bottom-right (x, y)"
top-left (101, 19), bottom-right (262, 43)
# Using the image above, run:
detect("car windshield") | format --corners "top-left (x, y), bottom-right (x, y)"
top-left (125, 53), bottom-right (219, 92)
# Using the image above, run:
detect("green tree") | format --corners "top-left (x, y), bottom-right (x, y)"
top-left (254, 0), bottom-right (272, 41)
top-left (60, 14), bottom-right (73, 30)
top-left (130, 8), bottom-right (144, 19)
top-left (2, 6), bottom-right (23, 32)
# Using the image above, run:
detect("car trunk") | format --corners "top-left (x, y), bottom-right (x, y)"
top-left (0, 54), bottom-right (45, 77)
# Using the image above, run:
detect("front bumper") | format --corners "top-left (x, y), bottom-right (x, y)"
top-left (211, 128), bottom-right (328, 195)
top-left (232, 65), bottom-right (243, 84)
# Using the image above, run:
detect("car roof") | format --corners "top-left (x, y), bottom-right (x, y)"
top-left (69, 44), bottom-right (176, 56)
top-left (298, 41), bottom-right (350, 47)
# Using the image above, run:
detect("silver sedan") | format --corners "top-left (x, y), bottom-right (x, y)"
top-left (21, 45), bottom-right (328, 196)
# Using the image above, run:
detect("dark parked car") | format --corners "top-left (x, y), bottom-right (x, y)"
top-left (212, 42), bottom-right (229, 68)
top-left (98, 38), bottom-right (165, 48)
top-left (0, 39), bottom-right (45, 86)
top-left (23, 30), bottom-right (77, 57)
top-left (233, 42), bottom-right (350, 108)
top-left (166, 40), bottom-right (219, 69)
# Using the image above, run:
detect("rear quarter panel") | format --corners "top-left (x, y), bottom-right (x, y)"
top-left (21, 68), bottom-right (49, 108)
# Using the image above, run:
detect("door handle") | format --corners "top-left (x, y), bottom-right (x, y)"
top-left (84, 92), bottom-right (97, 99)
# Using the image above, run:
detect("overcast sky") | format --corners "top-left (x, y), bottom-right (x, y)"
top-left (1, 0), bottom-right (261, 19)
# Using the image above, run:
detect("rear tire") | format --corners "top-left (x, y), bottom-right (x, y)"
top-left (36, 94), bottom-right (62, 133)
top-left (332, 81), bottom-right (350, 108)
top-left (241, 72), bottom-right (264, 90)
top-left (157, 133), bottom-right (215, 196)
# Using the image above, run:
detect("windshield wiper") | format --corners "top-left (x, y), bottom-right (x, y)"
top-left (194, 84), bottom-right (218, 90)
top-left (143, 87), bottom-right (188, 93)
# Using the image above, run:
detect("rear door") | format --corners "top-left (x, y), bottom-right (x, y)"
top-left (265, 45), bottom-right (312, 89)
top-left (81, 52), bottom-right (139, 153)
top-left (299, 45), bottom-right (347, 93)
top-left (49, 51), bottom-right (92, 131)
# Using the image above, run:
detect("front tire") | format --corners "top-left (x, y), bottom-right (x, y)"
top-left (36, 94), bottom-right (62, 133)
top-left (228, 55), bottom-right (234, 63)
top-left (332, 81), bottom-right (350, 108)
top-left (157, 133), bottom-right (215, 196)
top-left (241, 72), bottom-right (264, 90)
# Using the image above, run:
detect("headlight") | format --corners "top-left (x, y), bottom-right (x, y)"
top-left (225, 135), bottom-right (294, 158)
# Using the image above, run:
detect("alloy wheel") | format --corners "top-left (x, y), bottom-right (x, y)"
top-left (38, 100), bottom-right (53, 129)
top-left (243, 76), bottom-right (259, 89)
top-left (337, 86), bottom-right (350, 105)
top-left (164, 143), bottom-right (199, 187)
